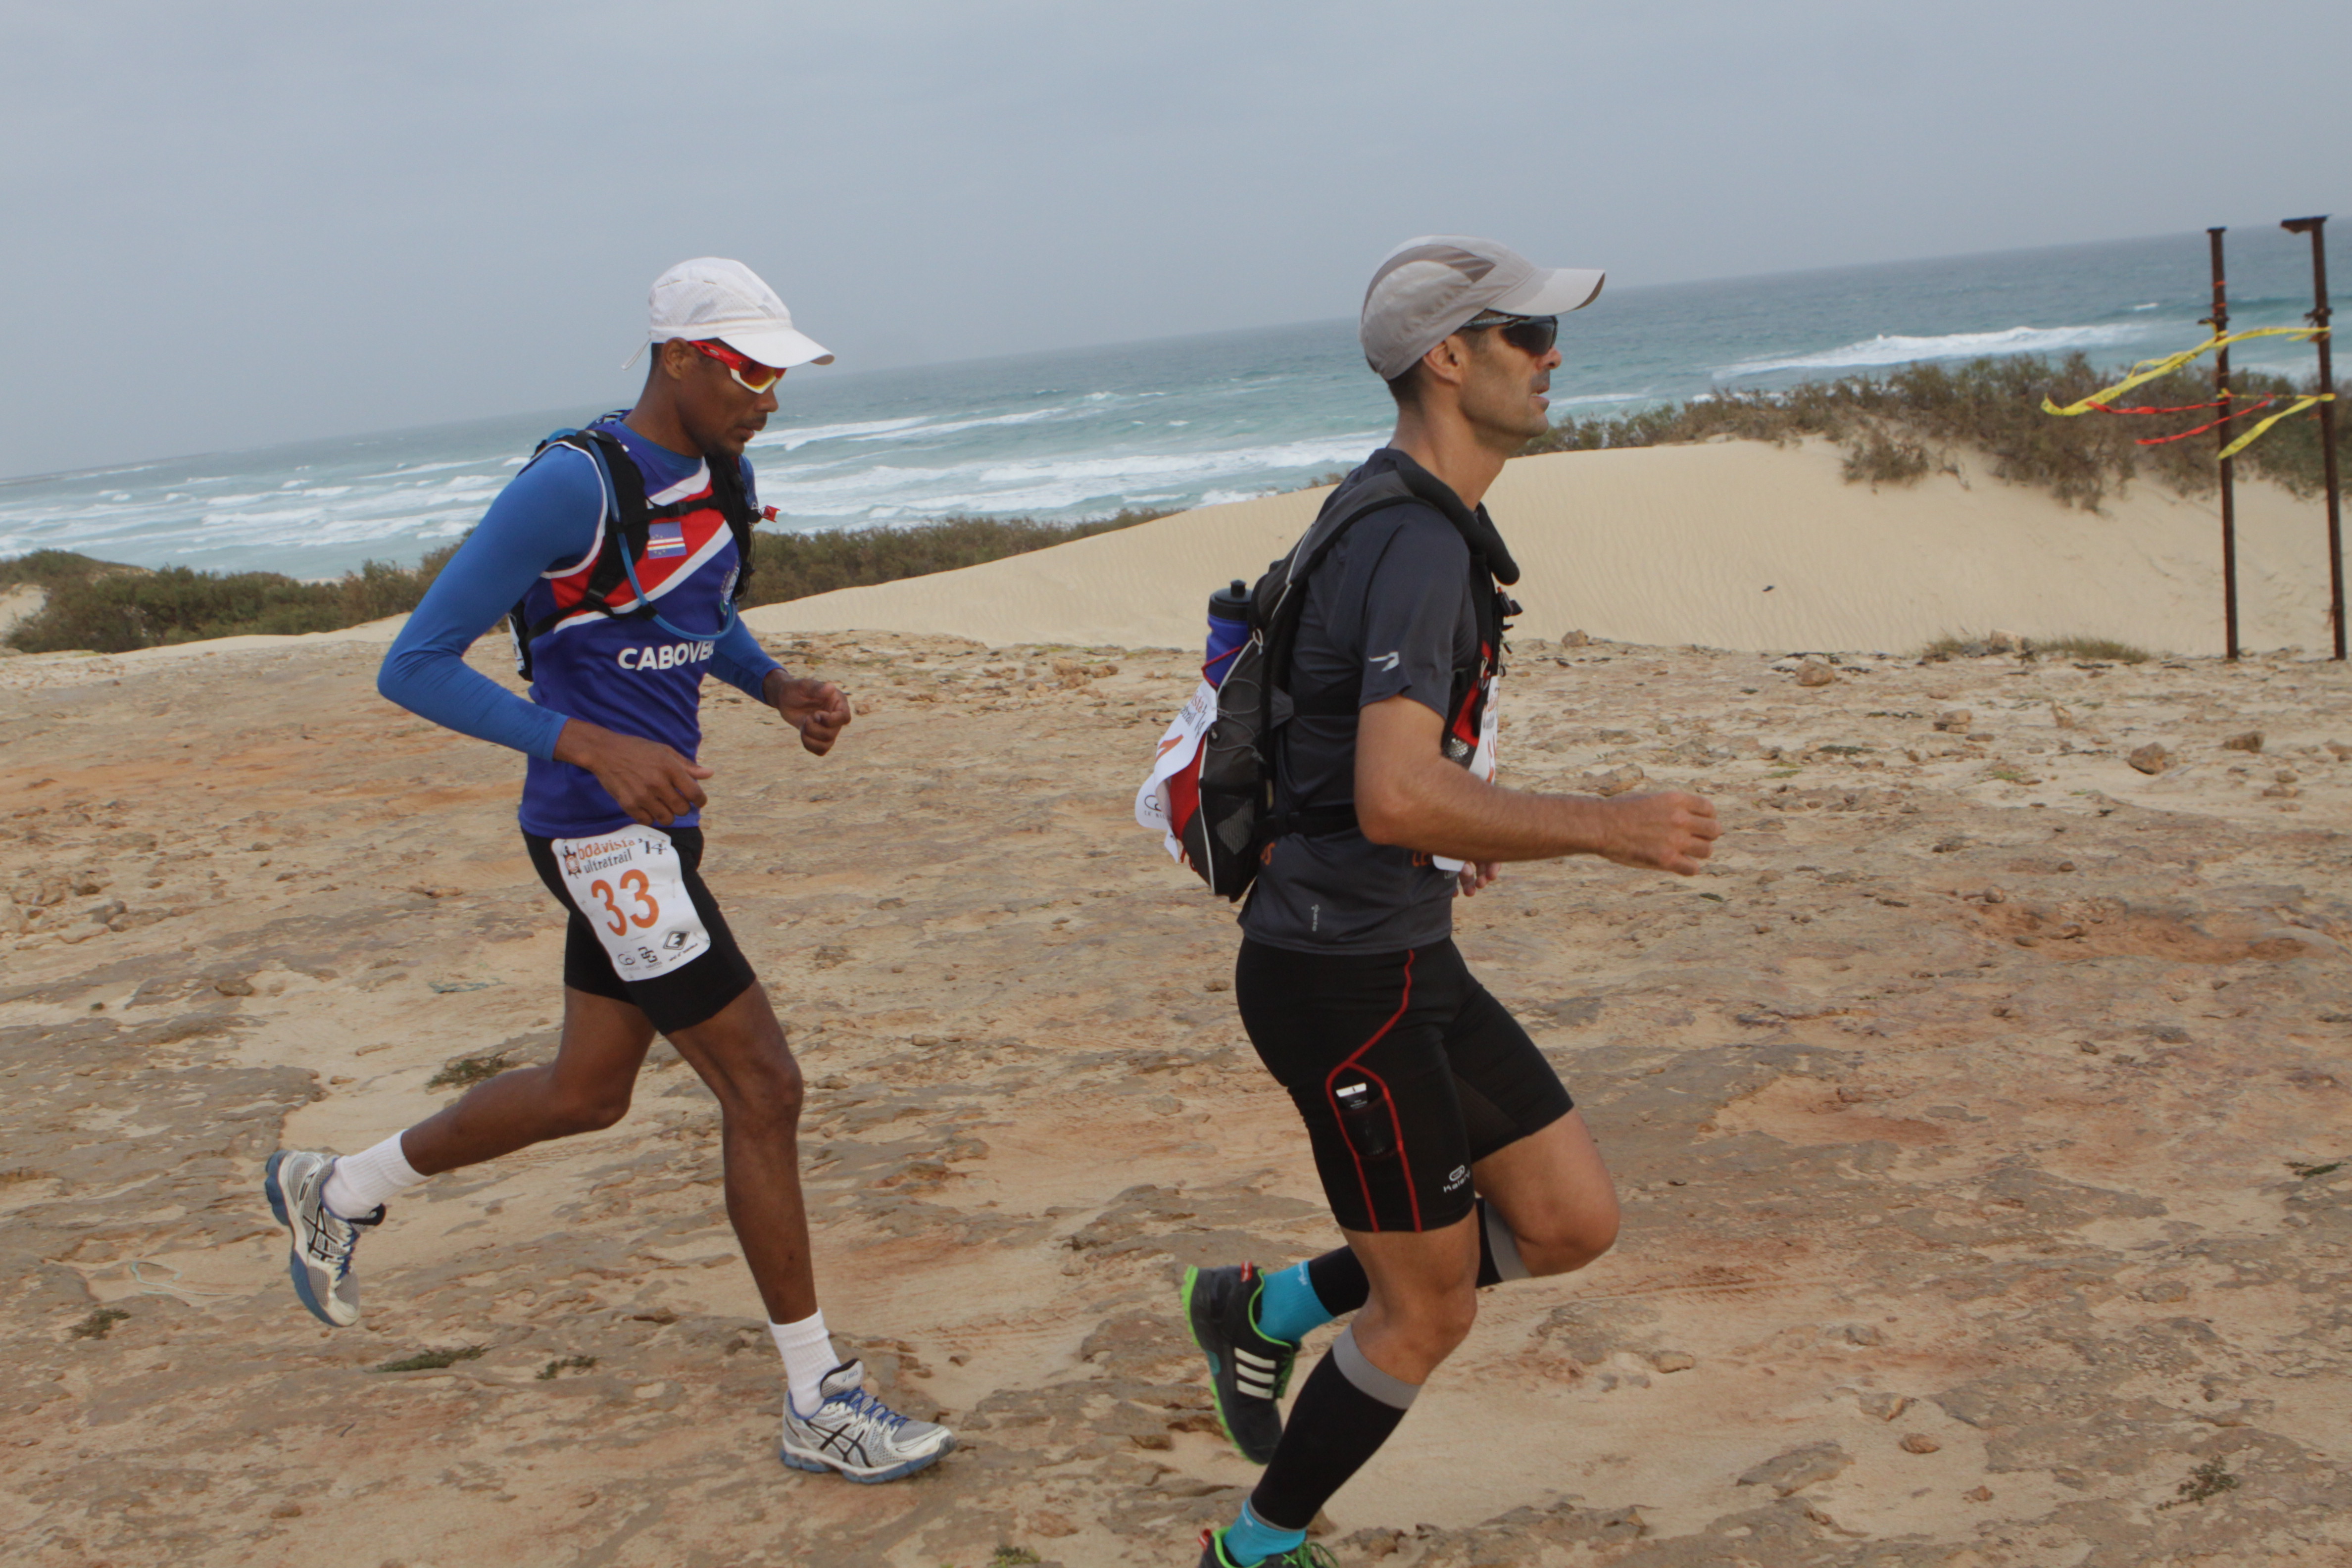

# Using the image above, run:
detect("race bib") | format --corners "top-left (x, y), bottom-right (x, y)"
top-left (1435, 675), bottom-right (1499, 876)
top-left (548, 827), bottom-right (710, 981)
top-left (1135, 676), bottom-right (1220, 864)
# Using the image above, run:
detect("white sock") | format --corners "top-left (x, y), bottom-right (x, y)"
top-left (770, 1310), bottom-right (837, 1418)
top-left (322, 1132), bottom-right (427, 1219)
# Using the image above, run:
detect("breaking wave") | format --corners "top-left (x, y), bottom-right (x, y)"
top-left (1719, 324), bottom-right (2147, 379)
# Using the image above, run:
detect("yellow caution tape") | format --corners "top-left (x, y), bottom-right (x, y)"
top-left (2216, 393), bottom-right (2335, 461)
top-left (2041, 326), bottom-right (2326, 417)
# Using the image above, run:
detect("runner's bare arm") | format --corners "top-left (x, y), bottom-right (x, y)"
top-left (762, 672), bottom-right (852, 757)
top-left (552, 721), bottom-right (712, 827)
top-left (1355, 695), bottom-right (1718, 873)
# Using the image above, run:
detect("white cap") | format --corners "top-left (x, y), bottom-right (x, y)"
top-left (1359, 236), bottom-right (1604, 381)
top-left (628, 257), bottom-right (834, 371)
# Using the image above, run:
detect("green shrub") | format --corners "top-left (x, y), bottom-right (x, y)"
top-left (1523, 353), bottom-right (2347, 510)
top-left (4, 540), bottom-right (465, 655)
top-left (4, 504), bottom-right (1168, 654)
top-left (0, 549), bottom-right (128, 587)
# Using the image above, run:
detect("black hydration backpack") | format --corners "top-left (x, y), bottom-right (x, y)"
top-left (1181, 468), bottom-right (1515, 900)
top-left (505, 417), bottom-right (766, 682)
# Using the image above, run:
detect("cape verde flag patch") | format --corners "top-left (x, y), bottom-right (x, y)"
top-left (645, 520), bottom-right (688, 559)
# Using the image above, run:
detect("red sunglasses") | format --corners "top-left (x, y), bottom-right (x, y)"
top-left (688, 339), bottom-right (785, 393)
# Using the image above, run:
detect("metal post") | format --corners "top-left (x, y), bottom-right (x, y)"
top-left (2282, 215), bottom-right (2344, 660)
top-left (2208, 227), bottom-right (2239, 661)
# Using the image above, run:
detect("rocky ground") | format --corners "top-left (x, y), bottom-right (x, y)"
top-left (1, 628), bottom-right (2348, 1568)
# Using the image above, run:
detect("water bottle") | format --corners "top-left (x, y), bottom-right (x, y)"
top-left (1204, 578), bottom-right (1250, 687)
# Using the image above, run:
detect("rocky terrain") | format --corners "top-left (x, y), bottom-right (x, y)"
top-left (2, 629), bottom-right (2348, 1567)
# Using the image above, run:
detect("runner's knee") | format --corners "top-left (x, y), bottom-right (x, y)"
top-left (1514, 1196), bottom-right (1620, 1275)
top-left (545, 1084), bottom-right (633, 1136)
top-left (715, 1052), bottom-right (803, 1128)
top-left (1385, 1280), bottom-right (1478, 1352)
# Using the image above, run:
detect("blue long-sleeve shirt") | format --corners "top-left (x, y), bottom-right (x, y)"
top-left (378, 420), bottom-right (780, 836)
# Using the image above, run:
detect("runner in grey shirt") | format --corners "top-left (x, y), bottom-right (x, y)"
top-left (1183, 237), bottom-right (1721, 1568)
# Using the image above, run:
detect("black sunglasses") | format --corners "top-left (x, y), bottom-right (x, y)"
top-left (1457, 311), bottom-right (1559, 357)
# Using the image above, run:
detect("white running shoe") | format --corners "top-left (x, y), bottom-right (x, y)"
top-left (778, 1360), bottom-right (955, 1483)
top-left (263, 1149), bottom-right (381, 1328)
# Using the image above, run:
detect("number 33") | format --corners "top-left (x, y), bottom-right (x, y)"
top-left (589, 871), bottom-right (660, 935)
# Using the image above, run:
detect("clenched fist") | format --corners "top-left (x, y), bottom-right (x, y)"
top-left (1599, 791), bottom-right (1719, 875)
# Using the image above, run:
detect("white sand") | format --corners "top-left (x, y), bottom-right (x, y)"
top-left (743, 441), bottom-right (2340, 657)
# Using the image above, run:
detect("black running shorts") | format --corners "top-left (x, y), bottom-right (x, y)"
top-left (524, 826), bottom-right (757, 1035)
top-left (1235, 937), bottom-right (1573, 1234)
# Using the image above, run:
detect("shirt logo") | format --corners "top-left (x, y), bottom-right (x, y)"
top-left (617, 641), bottom-right (717, 671)
top-left (1444, 1165), bottom-right (1470, 1191)
top-left (645, 521), bottom-right (687, 559)
top-left (1369, 651), bottom-right (1400, 672)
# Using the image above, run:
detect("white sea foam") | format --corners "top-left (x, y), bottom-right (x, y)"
top-left (760, 432), bottom-right (1386, 520)
top-left (845, 406), bottom-right (1073, 442)
top-left (748, 416), bottom-right (930, 451)
top-left (353, 458), bottom-right (506, 480)
top-left (1718, 324), bottom-right (2146, 379)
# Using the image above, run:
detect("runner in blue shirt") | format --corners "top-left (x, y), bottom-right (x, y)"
top-left (262, 258), bottom-right (953, 1483)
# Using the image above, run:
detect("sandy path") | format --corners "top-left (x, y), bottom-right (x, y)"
top-left (2, 630), bottom-right (2350, 1567)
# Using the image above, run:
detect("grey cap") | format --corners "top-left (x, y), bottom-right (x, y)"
top-left (1359, 235), bottom-right (1605, 381)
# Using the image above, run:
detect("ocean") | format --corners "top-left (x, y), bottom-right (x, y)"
top-left (0, 229), bottom-right (2333, 581)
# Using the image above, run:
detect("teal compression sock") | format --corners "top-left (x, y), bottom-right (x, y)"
top-left (1221, 1501), bottom-right (1307, 1565)
top-left (1253, 1259), bottom-right (1333, 1345)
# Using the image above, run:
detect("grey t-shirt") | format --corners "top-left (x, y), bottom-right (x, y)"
top-left (1239, 449), bottom-right (1483, 955)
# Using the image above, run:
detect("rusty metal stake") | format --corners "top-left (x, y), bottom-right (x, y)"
top-left (2208, 227), bottom-right (2239, 661)
top-left (2282, 215), bottom-right (2344, 660)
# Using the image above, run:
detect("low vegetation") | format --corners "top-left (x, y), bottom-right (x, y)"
top-left (426, 1053), bottom-right (511, 1091)
top-left (70, 1307), bottom-right (130, 1340)
top-left (1919, 632), bottom-right (2152, 664)
top-left (3, 509), bottom-right (1169, 655)
top-left (371, 1345), bottom-right (484, 1373)
top-left (1522, 351), bottom-right (2347, 511)
top-left (3, 543), bottom-right (464, 655)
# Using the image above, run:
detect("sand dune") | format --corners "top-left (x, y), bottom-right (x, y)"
top-left (745, 441), bottom-right (2340, 658)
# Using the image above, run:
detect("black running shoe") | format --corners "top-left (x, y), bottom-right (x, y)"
top-left (1196, 1525), bottom-right (1337, 1567)
top-left (1181, 1262), bottom-right (1297, 1464)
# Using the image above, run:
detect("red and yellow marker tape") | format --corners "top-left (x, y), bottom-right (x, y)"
top-left (2041, 326), bottom-right (2330, 458)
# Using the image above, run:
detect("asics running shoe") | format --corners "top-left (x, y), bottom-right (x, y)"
top-left (263, 1150), bottom-right (382, 1328)
top-left (1182, 1262), bottom-right (1297, 1464)
top-left (779, 1360), bottom-right (956, 1483)
top-left (1197, 1525), bottom-right (1337, 1567)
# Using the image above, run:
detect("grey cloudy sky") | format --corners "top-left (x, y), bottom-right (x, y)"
top-left (4, 0), bottom-right (2345, 478)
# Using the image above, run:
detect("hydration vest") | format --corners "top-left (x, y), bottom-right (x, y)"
top-left (506, 416), bottom-right (772, 682)
top-left (1138, 466), bottom-right (1516, 900)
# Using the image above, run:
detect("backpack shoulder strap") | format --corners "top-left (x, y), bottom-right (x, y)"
top-left (700, 454), bottom-right (759, 603)
top-left (509, 426), bottom-right (657, 664)
top-left (1261, 477), bottom-right (1431, 718)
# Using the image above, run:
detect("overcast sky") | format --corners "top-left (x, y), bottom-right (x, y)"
top-left (4, 0), bottom-right (2345, 478)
